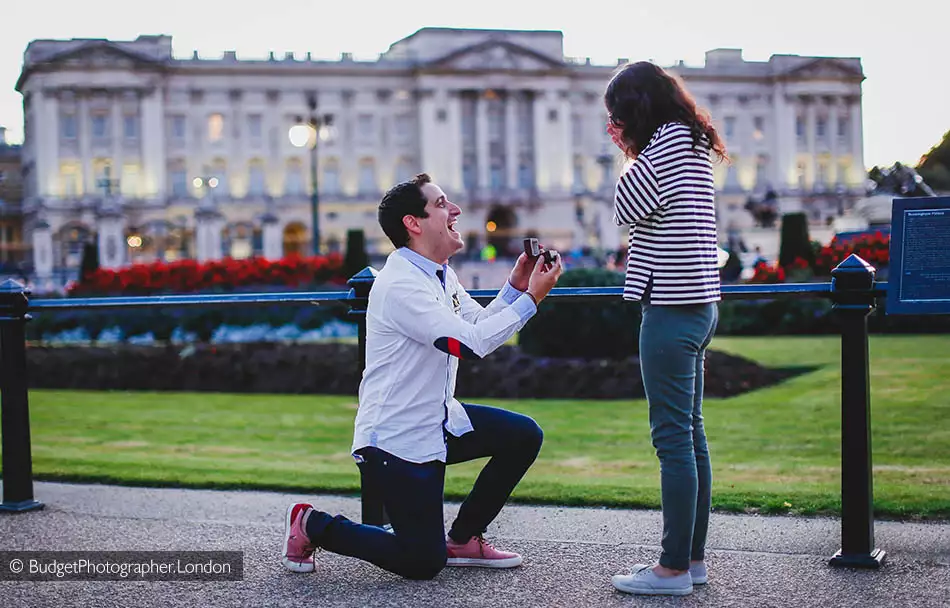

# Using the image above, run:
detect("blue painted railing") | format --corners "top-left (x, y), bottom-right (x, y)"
top-left (0, 255), bottom-right (886, 568)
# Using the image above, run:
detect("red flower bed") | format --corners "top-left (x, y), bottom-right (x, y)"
top-left (813, 231), bottom-right (890, 276)
top-left (68, 254), bottom-right (347, 296)
top-left (749, 261), bottom-right (786, 284)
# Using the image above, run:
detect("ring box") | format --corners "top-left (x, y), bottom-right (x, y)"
top-left (523, 238), bottom-right (554, 263)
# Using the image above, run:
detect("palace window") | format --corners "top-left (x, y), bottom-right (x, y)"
top-left (248, 163), bottom-right (266, 196)
top-left (358, 159), bottom-right (377, 195)
top-left (247, 115), bottom-right (263, 141)
top-left (170, 168), bottom-right (188, 197)
top-left (91, 115), bottom-right (108, 139)
top-left (170, 115), bottom-right (186, 140)
top-left (60, 114), bottom-right (77, 140)
top-left (323, 160), bottom-right (341, 195)
top-left (285, 161), bottom-right (303, 196)
top-left (208, 113), bottom-right (225, 142)
top-left (123, 115), bottom-right (139, 140)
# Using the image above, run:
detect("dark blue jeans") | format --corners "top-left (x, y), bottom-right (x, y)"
top-left (305, 403), bottom-right (543, 580)
top-left (640, 299), bottom-right (719, 572)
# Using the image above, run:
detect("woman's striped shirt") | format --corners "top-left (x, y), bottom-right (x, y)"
top-left (614, 122), bottom-right (721, 305)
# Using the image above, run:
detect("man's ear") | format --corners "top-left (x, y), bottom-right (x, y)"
top-left (403, 214), bottom-right (422, 237)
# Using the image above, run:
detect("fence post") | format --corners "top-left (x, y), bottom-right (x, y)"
top-left (0, 279), bottom-right (44, 513)
top-left (347, 267), bottom-right (388, 527)
top-left (828, 254), bottom-right (885, 568)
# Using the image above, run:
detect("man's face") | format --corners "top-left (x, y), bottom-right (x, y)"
top-left (414, 182), bottom-right (463, 262)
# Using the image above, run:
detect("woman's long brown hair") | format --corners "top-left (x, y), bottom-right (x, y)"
top-left (605, 61), bottom-right (728, 163)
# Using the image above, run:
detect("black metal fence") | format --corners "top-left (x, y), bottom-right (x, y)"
top-left (0, 254), bottom-right (885, 568)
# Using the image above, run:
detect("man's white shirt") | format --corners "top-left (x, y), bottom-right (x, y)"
top-left (352, 248), bottom-right (537, 463)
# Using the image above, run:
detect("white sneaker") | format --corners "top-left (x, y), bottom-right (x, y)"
top-left (689, 562), bottom-right (708, 585)
top-left (612, 564), bottom-right (693, 596)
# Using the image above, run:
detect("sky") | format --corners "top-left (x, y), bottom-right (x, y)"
top-left (2, 0), bottom-right (947, 169)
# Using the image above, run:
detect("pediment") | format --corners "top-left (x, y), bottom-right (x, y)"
top-left (44, 42), bottom-right (161, 71)
top-left (18, 42), bottom-right (164, 90)
top-left (427, 40), bottom-right (563, 72)
top-left (782, 58), bottom-right (864, 81)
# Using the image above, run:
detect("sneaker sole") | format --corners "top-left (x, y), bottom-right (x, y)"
top-left (446, 556), bottom-right (523, 569)
top-left (612, 576), bottom-right (693, 596)
top-left (691, 575), bottom-right (708, 585)
top-left (281, 504), bottom-right (315, 574)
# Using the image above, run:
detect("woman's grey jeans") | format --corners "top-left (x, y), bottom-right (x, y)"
top-left (639, 298), bottom-right (719, 571)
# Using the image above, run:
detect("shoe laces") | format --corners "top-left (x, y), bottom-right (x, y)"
top-left (473, 534), bottom-right (492, 555)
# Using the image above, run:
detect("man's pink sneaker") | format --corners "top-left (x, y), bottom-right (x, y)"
top-left (446, 535), bottom-right (523, 568)
top-left (281, 503), bottom-right (317, 573)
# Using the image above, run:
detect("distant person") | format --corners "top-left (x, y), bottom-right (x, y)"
top-left (604, 61), bottom-right (728, 596)
top-left (280, 173), bottom-right (563, 579)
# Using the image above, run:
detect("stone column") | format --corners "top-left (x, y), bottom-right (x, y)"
top-left (36, 92), bottom-right (60, 197)
top-left (140, 88), bottom-right (165, 199)
top-left (444, 91), bottom-right (464, 193)
top-left (32, 220), bottom-right (54, 279)
top-left (849, 95), bottom-right (865, 187)
top-left (111, 92), bottom-right (125, 187)
top-left (418, 89), bottom-right (440, 188)
top-left (78, 93), bottom-right (93, 195)
top-left (829, 99), bottom-right (840, 186)
top-left (531, 90), bottom-right (549, 192)
top-left (805, 96), bottom-right (817, 191)
top-left (476, 93), bottom-right (490, 192)
top-left (555, 91), bottom-right (574, 192)
top-left (505, 91), bottom-right (519, 191)
top-left (771, 88), bottom-right (794, 192)
top-left (228, 91), bottom-right (245, 198)
top-left (189, 91), bottom-right (206, 197)
top-left (376, 90), bottom-right (395, 187)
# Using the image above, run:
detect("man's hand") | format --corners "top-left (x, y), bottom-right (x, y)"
top-left (508, 251), bottom-right (537, 293)
top-left (526, 250), bottom-right (563, 305)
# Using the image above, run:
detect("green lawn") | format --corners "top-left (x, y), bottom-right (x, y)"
top-left (9, 335), bottom-right (950, 519)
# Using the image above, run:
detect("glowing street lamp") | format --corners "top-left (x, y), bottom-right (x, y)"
top-left (289, 94), bottom-right (334, 256)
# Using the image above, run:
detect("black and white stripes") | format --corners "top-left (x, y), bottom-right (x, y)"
top-left (614, 122), bottom-right (721, 305)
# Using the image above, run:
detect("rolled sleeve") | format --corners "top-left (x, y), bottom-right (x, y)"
top-left (499, 280), bottom-right (524, 305)
top-left (509, 293), bottom-right (537, 325)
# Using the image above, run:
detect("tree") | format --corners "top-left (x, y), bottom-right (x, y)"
top-left (343, 229), bottom-right (369, 279)
top-left (778, 212), bottom-right (814, 269)
top-left (917, 129), bottom-right (950, 192)
top-left (79, 240), bottom-right (100, 280)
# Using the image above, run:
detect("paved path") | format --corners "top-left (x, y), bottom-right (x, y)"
top-left (1, 482), bottom-right (948, 607)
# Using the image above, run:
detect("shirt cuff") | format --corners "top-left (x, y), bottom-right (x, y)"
top-left (509, 293), bottom-right (537, 323)
top-left (499, 280), bottom-right (524, 305)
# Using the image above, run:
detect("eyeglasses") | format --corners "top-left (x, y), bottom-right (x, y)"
top-left (608, 114), bottom-right (623, 127)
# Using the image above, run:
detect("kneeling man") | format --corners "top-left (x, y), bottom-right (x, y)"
top-left (281, 173), bottom-right (563, 579)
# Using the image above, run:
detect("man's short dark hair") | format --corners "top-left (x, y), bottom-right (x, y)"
top-left (378, 173), bottom-right (432, 248)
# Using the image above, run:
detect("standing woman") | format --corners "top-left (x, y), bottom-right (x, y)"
top-left (604, 62), bottom-right (728, 597)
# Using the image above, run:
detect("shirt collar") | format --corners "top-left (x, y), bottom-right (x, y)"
top-left (396, 247), bottom-right (447, 278)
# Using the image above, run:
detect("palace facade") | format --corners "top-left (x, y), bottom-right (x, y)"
top-left (15, 28), bottom-right (866, 278)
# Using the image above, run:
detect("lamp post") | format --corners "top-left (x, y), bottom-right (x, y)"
top-left (289, 96), bottom-right (333, 256)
